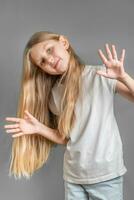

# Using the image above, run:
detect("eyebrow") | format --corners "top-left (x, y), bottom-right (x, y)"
top-left (43, 42), bottom-right (50, 48)
top-left (42, 42), bottom-right (53, 51)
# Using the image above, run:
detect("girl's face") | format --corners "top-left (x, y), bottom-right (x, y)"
top-left (30, 35), bottom-right (70, 75)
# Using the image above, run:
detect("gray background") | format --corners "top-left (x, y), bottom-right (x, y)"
top-left (0, 0), bottom-right (134, 199)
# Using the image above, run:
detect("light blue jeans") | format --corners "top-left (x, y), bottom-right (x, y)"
top-left (64, 176), bottom-right (123, 200)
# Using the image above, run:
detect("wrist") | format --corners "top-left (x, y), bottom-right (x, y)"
top-left (117, 72), bottom-right (128, 82)
top-left (37, 123), bottom-right (48, 135)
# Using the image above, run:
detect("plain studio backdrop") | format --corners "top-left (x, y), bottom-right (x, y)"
top-left (0, 0), bottom-right (134, 199)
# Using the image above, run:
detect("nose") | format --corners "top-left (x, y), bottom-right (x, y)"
top-left (47, 56), bottom-right (55, 65)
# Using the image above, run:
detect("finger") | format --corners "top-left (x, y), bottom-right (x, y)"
top-left (24, 110), bottom-right (35, 119)
top-left (6, 128), bottom-right (21, 133)
top-left (105, 43), bottom-right (113, 60)
top-left (5, 117), bottom-right (21, 123)
top-left (24, 110), bottom-right (37, 122)
top-left (12, 132), bottom-right (24, 138)
top-left (120, 49), bottom-right (125, 63)
top-left (98, 49), bottom-right (108, 65)
top-left (112, 44), bottom-right (118, 60)
top-left (4, 124), bottom-right (19, 129)
top-left (24, 114), bottom-right (29, 120)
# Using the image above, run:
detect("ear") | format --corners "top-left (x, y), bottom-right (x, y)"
top-left (59, 35), bottom-right (69, 50)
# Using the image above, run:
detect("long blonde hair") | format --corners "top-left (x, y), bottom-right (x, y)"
top-left (9, 31), bottom-right (85, 179)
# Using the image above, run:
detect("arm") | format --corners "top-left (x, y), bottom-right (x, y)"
top-left (38, 124), bottom-right (69, 145)
top-left (115, 73), bottom-right (134, 102)
top-left (5, 110), bottom-right (69, 145)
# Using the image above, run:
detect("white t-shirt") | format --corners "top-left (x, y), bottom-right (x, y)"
top-left (49, 65), bottom-right (127, 184)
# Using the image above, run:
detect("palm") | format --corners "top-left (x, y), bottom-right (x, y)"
top-left (19, 118), bottom-right (38, 134)
top-left (97, 43), bottom-right (126, 80)
top-left (4, 110), bottom-right (41, 137)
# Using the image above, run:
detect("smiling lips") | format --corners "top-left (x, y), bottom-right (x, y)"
top-left (53, 59), bottom-right (60, 68)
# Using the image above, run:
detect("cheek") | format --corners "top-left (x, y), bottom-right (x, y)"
top-left (60, 50), bottom-right (68, 61)
top-left (52, 49), bottom-right (59, 59)
top-left (53, 47), bottom-right (69, 64)
top-left (54, 47), bottom-right (65, 57)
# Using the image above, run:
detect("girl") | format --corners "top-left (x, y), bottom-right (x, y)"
top-left (4, 31), bottom-right (134, 200)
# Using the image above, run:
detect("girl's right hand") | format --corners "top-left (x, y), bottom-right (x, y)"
top-left (4, 110), bottom-right (44, 138)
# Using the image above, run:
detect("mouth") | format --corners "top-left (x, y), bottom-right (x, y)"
top-left (54, 59), bottom-right (60, 68)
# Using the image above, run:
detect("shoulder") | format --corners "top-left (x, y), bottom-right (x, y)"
top-left (84, 64), bottom-right (117, 94)
top-left (82, 64), bottom-right (105, 78)
top-left (83, 64), bottom-right (104, 73)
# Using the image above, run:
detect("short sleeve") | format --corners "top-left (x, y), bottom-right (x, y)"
top-left (96, 65), bottom-right (117, 95)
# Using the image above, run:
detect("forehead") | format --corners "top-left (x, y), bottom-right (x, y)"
top-left (31, 40), bottom-right (57, 52)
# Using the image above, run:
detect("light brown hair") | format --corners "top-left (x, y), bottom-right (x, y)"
top-left (10, 31), bottom-right (86, 179)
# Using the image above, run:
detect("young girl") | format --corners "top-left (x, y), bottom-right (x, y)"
top-left (4, 31), bottom-right (134, 200)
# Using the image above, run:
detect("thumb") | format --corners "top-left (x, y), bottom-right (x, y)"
top-left (96, 70), bottom-right (108, 77)
top-left (24, 110), bottom-right (36, 121)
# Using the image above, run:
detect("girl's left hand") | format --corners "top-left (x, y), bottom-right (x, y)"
top-left (97, 43), bottom-right (126, 80)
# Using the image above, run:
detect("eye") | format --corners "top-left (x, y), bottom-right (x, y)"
top-left (47, 47), bottom-right (52, 54)
top-left (40, 58), bottom-right (45, 65)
